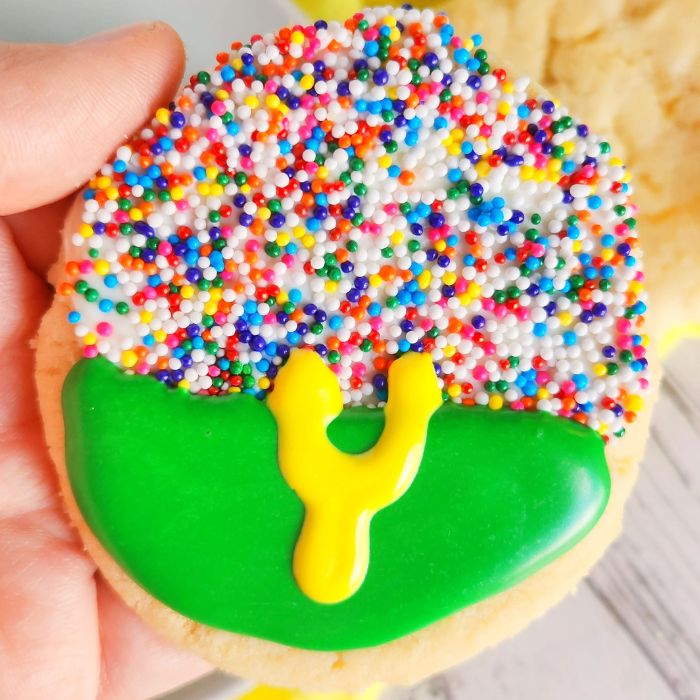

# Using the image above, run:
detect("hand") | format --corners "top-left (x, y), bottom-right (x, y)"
top-left (0, 24), bottom-right (212, 700)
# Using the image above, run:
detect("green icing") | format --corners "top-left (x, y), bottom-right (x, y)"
top-left (62, 357), bottom-right (610, 651)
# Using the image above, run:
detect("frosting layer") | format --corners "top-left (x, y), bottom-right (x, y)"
top-left (63, 357), bottom-right (610, 651)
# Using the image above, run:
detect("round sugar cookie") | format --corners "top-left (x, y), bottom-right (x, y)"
top-left (37, 6), bottom-right (658, 691)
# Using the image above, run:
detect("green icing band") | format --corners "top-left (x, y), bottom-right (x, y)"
top-left (62, 357), bottom-right (610, 651)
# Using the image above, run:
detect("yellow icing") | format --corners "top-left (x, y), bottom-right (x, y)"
top-left (268, 350), bottom-right (442, 604)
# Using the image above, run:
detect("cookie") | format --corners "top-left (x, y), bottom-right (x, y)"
top-left (37, 6), bottom-right (655, 690)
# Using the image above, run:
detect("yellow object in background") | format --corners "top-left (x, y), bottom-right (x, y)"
top-left (294, 0), bottom-right (433, 21)
top-left (294, 0), bottom-right (363, 21)
top-left (237, 683), bottom-right (386, 700)
top-left (660, 323), bottom-right (700, 357)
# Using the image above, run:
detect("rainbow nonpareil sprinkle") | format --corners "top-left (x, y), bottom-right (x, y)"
top-left (62, 5), bottom-right (649, 441)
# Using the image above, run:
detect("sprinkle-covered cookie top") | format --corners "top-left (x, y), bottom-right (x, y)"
top-left (62, 5), bottom-right (649, 441)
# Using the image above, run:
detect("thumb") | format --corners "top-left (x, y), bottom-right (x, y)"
top-left (0, 22), bottom-right (185, 216)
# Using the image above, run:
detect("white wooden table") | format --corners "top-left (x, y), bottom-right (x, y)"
top-left (162, 338), bottom-right (700, 700)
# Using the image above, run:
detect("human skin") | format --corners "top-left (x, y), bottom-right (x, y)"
top-left (0, 23), bottom-right (211, 700)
